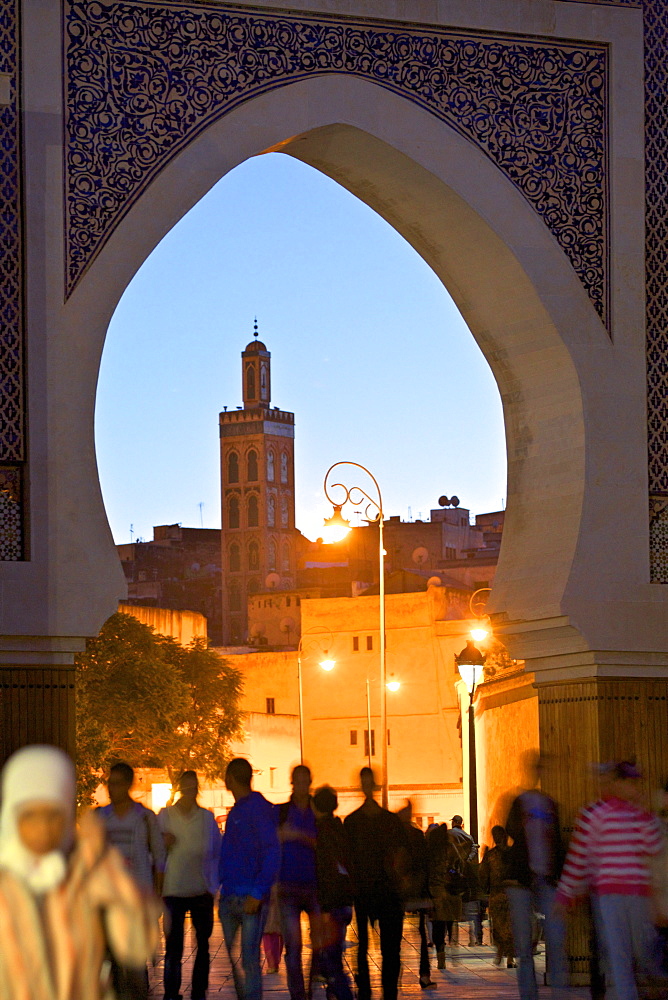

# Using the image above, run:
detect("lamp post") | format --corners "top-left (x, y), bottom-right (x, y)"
top-left (455, 639), bottom-right (486, 842)
top-left (297, 626), bottom-right (335, 765)
top-left (323, 461), bottom-right (389, 807)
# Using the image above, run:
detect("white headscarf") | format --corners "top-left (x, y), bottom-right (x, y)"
top-left (0, 744), bottom-right (76, 892)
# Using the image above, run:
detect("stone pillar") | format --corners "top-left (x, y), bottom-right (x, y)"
top-left (535, 675), bottom-right (668, 982)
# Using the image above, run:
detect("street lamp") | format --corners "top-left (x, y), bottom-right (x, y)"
top-left (469, 587), bottom-right (492, 645)
top-left (455, 639), bottom-right (486, 842)
top-left (297, 626), bottom-right (335, 765)
top-left (323, 461), bottom-right (389, 807)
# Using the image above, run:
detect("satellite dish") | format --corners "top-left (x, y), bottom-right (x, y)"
top-left (438, 495), bottom-right (450, 507)
top-left (280, 616), bottom-right (296, 634)
top-left (427, 576), bottom-right (443, 587)
top-left (249, 622), bottom-right (263, 638)
top-left (265, 572), bottom-right (280, 589)
top-left (412, 546), bottom-right (429, 565)
top-left (451, 496), bottom-right (460, 507)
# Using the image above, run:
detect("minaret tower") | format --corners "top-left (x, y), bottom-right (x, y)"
top-left (219, 323), bottom-right (296, 645)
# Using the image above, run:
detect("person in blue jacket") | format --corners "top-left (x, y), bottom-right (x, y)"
top-left (219, 758), bottom-right (280, 1000)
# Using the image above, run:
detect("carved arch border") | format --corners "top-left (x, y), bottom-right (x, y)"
top-left (64, 0), bottom-right (609, 323)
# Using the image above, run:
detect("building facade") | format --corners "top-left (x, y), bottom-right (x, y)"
top-left (117, 524), bottom-right (223, 643)
top-left (223, 583), bottom-right (490, 824)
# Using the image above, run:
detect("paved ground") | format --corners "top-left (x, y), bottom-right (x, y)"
top-left (148, 913), bottom-right (592, 999)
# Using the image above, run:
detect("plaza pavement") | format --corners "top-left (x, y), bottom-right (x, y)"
top-left (148, 912), bottom-right (592, 999)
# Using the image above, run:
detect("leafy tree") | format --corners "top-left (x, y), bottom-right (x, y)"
top-left (75, 612), bottom-right (243, 803)
top-left (161, 638), bottom-right (243, 784)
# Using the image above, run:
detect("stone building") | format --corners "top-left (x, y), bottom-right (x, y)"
top-left (222, 583), bottom-right (493, 823)
top-left (117, 524), bottom-right (223, 644)
top-left (219, 325), bottom-right (300, 644)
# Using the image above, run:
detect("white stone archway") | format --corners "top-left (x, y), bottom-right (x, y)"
top-left (23, 61), bottom-right (663, 658)
top-left (0, 3), bottom-right (666, 867)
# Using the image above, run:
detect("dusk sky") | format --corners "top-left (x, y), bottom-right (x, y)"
top-left (95, 152), bottom-right (507, 545)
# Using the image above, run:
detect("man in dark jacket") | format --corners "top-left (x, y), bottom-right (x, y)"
top-left (450, 815), bottom-right (482, 946)
top-left (312, 785), bottom-right (354, 1000)
top-left (344, 767), bottom-right (407, 1000)
top-left (396, 802), bottom-right (434, 988)
top-left (503, 752), bottom-right (568, 1000)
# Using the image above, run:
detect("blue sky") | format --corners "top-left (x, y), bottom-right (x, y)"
top-left (95, 153), bottom-right (507, 545)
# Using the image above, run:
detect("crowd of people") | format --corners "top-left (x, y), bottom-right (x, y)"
top-left (0, 744), bottom-right (667, 1000)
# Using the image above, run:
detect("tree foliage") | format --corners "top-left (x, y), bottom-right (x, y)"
top-left (75, 612), bottom-right (243, 803)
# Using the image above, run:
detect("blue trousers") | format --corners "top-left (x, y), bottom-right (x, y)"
top-left (596, 893), bottom-right (656, 1000)
top-left (278, 882), bottom-right (320, 1000)
top-left (506, 879), bottom-right (568, 1000)
top-left (219, 894), bottom-right (268, 1000)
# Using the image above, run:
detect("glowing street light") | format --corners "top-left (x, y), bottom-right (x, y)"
top-left (469, 587), bottom-right (492, 646)
top-left (386, 676), bottom-right (401, 692)
top-left (323, 461), bottom-right (390, 807)
top-left (322, 505), bottom-right (351, 543)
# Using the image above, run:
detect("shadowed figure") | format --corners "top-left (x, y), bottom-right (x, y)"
top-left (276, 764), bottom-right (320, 1000)
top-left (343, 767), bottom-right (407, 1000)
top-left (503, 751), bottom-right (568, 1000)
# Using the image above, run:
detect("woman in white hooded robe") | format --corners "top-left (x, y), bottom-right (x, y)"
top-left (0, 744), bottom-right (159, 1000)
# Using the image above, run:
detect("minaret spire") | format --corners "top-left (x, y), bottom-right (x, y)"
top-left (241, 320), bottom-right (270, 409)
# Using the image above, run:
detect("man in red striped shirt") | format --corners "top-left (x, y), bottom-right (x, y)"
top-left (556, 761), bottom-right (663, 1000)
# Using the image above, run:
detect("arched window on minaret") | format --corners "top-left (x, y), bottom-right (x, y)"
top-left (248, 494), bottom-right (259, 527)
top-left (229, 543), bottom-right (240, 572)
top-left (247, 449), bottom-right (258, 481)
top-left (228, 495), bottom-right (240, 529)
top-left (282, 541), bottom-right (291, 573)
top-left (267, 450), bottom-right (275, 482)
top-left (280, 452), bottom-right (289, 484)
top-left (268, 540), bottom-right (277, 571)
top-left (248, 541), bottom-right (260, 571)
top-left (267, 495), bottom-right (276, 527)
top-left (246, 364), bottom-right (256, 400)
top-left (227, 451), bottom-right (239, 484)
top-left (229, 581), bottom-right (241, 612)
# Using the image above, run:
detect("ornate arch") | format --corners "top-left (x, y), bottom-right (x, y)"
top-left (65, 1), bottom-right (608, 321)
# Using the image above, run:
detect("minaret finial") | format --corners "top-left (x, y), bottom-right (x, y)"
top-left (254, 316), bottom-right (258, 338)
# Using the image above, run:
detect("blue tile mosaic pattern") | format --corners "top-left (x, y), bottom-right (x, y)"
top-left (64, 2), bottom-right (609, 323)
top-left (0, 465), bottom-right (22, 560)
top-left (644, 0), bottom-right (668, 511)
top-left (650, 497), bottom-right (668, 583)
top-left (0, 0), bottom-right (23, 464)
top-left (0, 0), bottom-right (24, 560)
